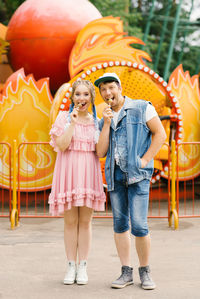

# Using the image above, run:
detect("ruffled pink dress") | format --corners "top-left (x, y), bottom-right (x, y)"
top-left (48, 111), bottom-right (106, 216)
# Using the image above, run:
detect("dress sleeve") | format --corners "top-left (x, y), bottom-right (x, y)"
top-left (49, 111), bottom-right (69, 152)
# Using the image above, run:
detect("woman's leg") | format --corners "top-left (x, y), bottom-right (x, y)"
top-left (78, 206), bottom-right (93, 262)
top-left (76, 206), bottom-right (93, 284)
top-left (64, 206), bottom-right (79, 261)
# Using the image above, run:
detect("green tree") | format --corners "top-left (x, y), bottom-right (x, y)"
top-left (89, 0), bottom-right (143, 37)
top-left (0, 0), bottom-right (25, 25)
top-left (0, 0), bottom-right (7, 23)
top-left (89, 0), bottom-right (200, 78)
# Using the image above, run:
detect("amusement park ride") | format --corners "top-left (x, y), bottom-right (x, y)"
top-left (0, 0), bottom-right (199, 201)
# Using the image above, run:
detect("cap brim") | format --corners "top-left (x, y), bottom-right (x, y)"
top-left (94, 76), bottom-right (119, 87)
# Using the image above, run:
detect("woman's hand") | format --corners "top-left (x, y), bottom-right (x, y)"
top-left (70, 107), bottom-right (79, 124)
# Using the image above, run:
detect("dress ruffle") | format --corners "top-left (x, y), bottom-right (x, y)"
top-left (49, 188), bottom-right (106, 215)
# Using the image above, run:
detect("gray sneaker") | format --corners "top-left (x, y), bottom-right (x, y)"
top-left (111, 266), bottom-right (133, 289)
top-left (138, 266), bottom-right (156, 290)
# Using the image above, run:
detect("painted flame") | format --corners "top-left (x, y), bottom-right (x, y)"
top-left (0, 70), bottom-right (56, 190)
top-left (69, 16), bottom-right (151, 77)
top-left (168, 64), bottom-right (200, 179)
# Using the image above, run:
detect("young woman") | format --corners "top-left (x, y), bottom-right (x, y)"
top-left (49, 79), bottom-right (106, 285)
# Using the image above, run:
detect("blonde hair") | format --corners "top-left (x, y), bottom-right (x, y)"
top-left (70, 79), bottom-right (95, 104)
top-left (68, 79), bottom-right (98, 131)
top-left (49, 79), bottom-right (96, 127)
top-left (49, 83), bottom-right (70, 127)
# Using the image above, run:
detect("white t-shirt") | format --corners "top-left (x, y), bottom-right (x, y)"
top-left (112, 103), bottom-right (157, 127)
top-left (146, 103), bottom-right (157, 122)
top-left (113, 103), bottom-right (157, 164)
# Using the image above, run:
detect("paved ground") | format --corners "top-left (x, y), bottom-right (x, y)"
top-left (0, 216), bottom-right (200, 299)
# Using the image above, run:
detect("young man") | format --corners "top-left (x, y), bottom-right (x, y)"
top-left (95, 73), bottom-right (166, 290)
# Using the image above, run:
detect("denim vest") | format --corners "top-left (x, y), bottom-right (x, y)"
top-left (99, 97), bottom-right (154, 191)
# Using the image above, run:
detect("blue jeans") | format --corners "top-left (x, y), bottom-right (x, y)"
top-left (109, 165), bottom-right (150, 237)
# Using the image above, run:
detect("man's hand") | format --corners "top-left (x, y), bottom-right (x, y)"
top-left (140, 157), bottom-right (148, 168)
top-left (102, 106), bottom-right (113, 125)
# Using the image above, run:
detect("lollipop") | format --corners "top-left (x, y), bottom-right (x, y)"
top-left (72, 103), bottom-right (83, 119)
top-left (108, 99), bottom-right (113, 107)
top-left (76, 103), bottom-right (83, 109)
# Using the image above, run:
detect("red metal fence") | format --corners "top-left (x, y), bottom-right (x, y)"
top-left (1, 141), bottom-right (200, 220)
top-left (176, 142), bottom-right (200, 218)
top-left (0, 142), bottom-right (12, 217)
top-left (17, 142), bottom-right (53, 218)
top-left (16, 142), bottom-right (170, 219)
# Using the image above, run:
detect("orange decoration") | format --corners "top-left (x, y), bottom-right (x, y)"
top-left (6, 0), bottom-right (102, 92)
top-left (167, 65), bottom-right (200, 180)
top-left (0, 69), bottom-right (55, 190)
top-left (69, 16), bottom-right (151, 78)
top-left (100, 158), bottom-right (106, 185)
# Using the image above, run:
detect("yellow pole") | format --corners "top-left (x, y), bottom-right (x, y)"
top-left (169, 139), bottom-right (179, 229)
top-left (10, 140), bottom-right (19, 229)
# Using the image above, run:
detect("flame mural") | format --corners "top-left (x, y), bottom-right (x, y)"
top-left (69, 16), bottom-right (151, 78)
top-left (167, 65), bottom-right (200, 180)
top-left (0, 69), bottom-right (56, 190)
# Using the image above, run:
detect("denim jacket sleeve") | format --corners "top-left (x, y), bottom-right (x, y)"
top-left (98, 118), bottom-right (104, 131)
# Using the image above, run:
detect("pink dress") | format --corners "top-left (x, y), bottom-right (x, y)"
top-left (48, 111), bottom-right (106, 216)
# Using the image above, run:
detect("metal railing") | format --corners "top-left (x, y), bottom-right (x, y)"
top-left (0, 142), bottom-right (12, 218)
top-left (176, 142), bottom-right (200, 218)
top-left (2, 140), bottom-right (199, 229)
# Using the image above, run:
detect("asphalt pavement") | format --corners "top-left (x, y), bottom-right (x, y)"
top-left (0, 216), bottom-right (200, 299)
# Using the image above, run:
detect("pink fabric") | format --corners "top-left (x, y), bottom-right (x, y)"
top-left (49, 112), bottom-right (66, 152)
top-left (48, 111), bottom-right (106, 215)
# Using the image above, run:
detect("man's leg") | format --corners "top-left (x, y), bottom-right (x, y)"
top-left (111, 231), bottom-right (133, 289)
top-left (114, 231), bottom-right (131, 266)
top-left (135, 234), bottom-right (151, 267)
top-left (129, 179), bottom-right (156, 290)
top-left (109, 165), bottom-right (133, 288)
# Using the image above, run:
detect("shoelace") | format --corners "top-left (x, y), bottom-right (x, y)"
top-left (78, 265), bottom-right (87, 273)
top-left (121, 268), bottom-right (132, 279)
top-left (67, 266), bottom-right (75, 273)
top-left (142, 270), bottom-right (151, 282)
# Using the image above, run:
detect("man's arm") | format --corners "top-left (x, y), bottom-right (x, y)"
top-left (140, 115), bottom-right (167, 168)
top-left (96, 106), bottom-right (113, 158)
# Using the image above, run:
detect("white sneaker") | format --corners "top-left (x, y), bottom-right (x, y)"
top-left (63, 261), bottom-right (76, 285)
top-left (76, 260), bottom-right (88, 285)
